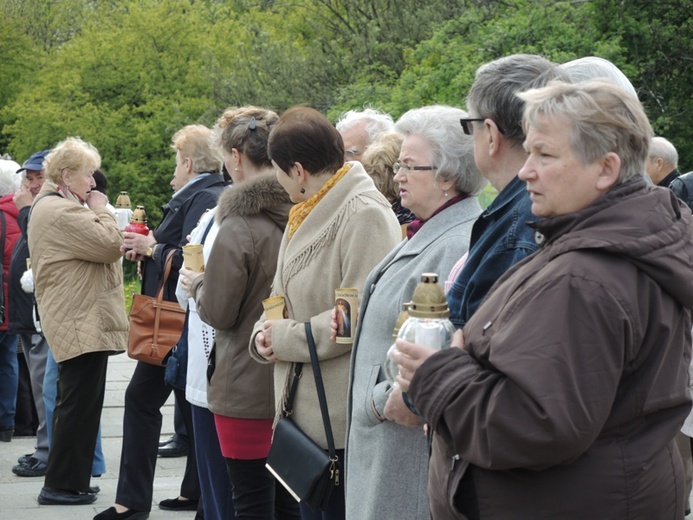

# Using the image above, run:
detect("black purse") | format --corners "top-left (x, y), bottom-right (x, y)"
top-left (265, 322), bottom-right (339, 512)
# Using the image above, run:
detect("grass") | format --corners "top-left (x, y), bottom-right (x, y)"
top-left (123, 276), bottom-right (141, 311)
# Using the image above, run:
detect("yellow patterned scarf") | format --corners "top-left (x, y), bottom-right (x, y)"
top-left (287, 163), bottom-right (350, 240)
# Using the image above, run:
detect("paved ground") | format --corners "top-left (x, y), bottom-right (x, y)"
top-left (2, 352), bottom-right (693, 520)
top-left (0, 353), bottom-right (195, 520)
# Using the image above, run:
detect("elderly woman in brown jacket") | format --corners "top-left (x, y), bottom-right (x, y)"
top-left (28, 137), bottom-right (127, 506)
top-left (395, 81), bottom-right (693, 519)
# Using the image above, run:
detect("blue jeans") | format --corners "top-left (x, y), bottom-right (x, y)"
top-left (43, 349), bottom-right (106, 475)
top-left (0, 332), bottom-right (19, 429)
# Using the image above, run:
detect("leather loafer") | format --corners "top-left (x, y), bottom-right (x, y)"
top-left (157, 439), bottom-right (188, 458)
top-left (93, 506), bottom-right (149, 520)
top-left (158, 497), bottom-right (198, 511)
top-left (38, 486), bottom-right (98, 505)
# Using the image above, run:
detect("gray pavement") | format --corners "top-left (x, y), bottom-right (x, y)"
top-left (3, 353), bottom-right (693, 520)
top-left (0, 353), bottom-right (195, 520)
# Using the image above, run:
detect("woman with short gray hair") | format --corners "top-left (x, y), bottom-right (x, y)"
top-left (396, 81), bottom-right (693, 519)
top-left (344, 105), bottom-right (485, 519)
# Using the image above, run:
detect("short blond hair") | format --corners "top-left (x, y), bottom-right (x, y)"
top-left (519, 80), bottom-right (652, 184)
top-left (361, 131), bottom-right (403, 203)
top-left (44, 137), bottom-right (101, 184)
top-left (171, 125), bottom-right (222, 173)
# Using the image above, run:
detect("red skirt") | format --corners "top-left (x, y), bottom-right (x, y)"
top-left (214, 414), bottom-right (274, 460)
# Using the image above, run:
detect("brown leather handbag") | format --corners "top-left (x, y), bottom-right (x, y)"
top-left (127, 249), bottom-right (185, 365)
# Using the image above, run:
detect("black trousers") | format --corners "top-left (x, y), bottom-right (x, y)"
top-left (116, 360), bottom-right (200, 512)
top-left (44, 351), bottom-right (108, 492)
top-left (225, 457), bottom-right (300, 520)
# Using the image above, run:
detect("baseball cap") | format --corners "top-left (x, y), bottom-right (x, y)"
top-left (16, 149), bottom-right (51, 173)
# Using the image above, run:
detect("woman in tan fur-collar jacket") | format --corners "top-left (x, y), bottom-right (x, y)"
top-left (251, 107), bottom-right (401, 518)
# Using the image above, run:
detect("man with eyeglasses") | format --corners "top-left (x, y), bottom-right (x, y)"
top-left (336, 108), bottom-right (394, 162)
top-left (446, 54), bottom-right (559, 329)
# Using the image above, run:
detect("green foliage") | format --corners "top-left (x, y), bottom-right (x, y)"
top-left (1, 0), bottom-right (692, 199)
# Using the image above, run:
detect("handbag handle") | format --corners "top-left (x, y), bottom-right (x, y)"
top-left (155, 249), bottom-right (177, 304)
top-left (282, 323), bottom-right (337, 460)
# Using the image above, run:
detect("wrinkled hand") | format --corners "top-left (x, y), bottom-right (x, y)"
top-left (13, 184), bottom-right (34, 210)
top-left (122, 231), bottom-right (156, 256)
top-left (86, 190), bottom-right (108, 210)
top-left (393, 339), bottom-right (438, 392)
top-left (384, 384), bottom-right (425, 427)
top-left (179, 267), bottom-right (203, 297)
top-left (255, 326), bottom-right (278, 363)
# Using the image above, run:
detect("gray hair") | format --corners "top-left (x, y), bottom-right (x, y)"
top-left (0, 159), bottom-right (21, 196)
top-left (335, 108), bottom-right (394, 145)
top-left (560, 56), bottom-right (637, 98)
top-left (467, 54), bottom-right (559, 146)
top-left (649, 136), bottom-right (679, 169)
top-left (171, 124), bottom-right (223, 174)
top-left (394, 105), bottom-right (486, 196)
top-left (519, 80), bottom-right (653, 184)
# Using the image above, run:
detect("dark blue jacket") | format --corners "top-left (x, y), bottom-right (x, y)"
top-left (140, 172), bottom-right (225, 301)
top-left (447, 176), bottom-right (537, 329)
top-left (669, 171), bottom-right (693, 210)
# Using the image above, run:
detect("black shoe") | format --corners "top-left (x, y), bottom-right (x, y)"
top-left (157, 439), bottom-right (189, 458)
top-left (38, 486), bottom-right (98, 505)
top-left (89, 485), bottom-right (101, 494)
top-left (17, 453), bottom-right (33, 464)
top-left (13, 457), bottom-right (48, 477)
top-left (0, 426), bottom-right (13, 442)
top-left (158, 435), bottom-right (175, 447)
top-left (93, 506), bottom-right (149, 520)
top-left (159, 497), bottom-right (199, 511)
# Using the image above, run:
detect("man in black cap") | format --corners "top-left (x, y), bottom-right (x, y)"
top-left (10, 150), bottom-right (51, 477)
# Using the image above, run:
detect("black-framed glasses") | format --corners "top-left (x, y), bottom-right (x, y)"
top-left (460, 118), bottom-right (486, 135)
top-left (392, 161), bottom-right (437, 176)
top-left (460, 117), bottom-right (506, 136)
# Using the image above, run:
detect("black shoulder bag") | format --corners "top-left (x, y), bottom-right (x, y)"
top-left (266, 322), bottom-right (339, 512)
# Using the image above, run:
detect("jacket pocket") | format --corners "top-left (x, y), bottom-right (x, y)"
top-left (98, 286), bottom-right (128, 333)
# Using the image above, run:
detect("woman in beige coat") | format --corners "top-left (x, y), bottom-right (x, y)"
top-left (28, 137), bottom-right (127, 506)
top-left (251, 106), bottom-right (401, 519)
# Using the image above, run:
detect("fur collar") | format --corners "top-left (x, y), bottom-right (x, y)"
top-left (216, 172), bottom-right (292, 222)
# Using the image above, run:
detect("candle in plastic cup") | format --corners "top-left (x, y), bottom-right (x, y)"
top-left (335, 288), bottom-right (359, 344)
top-left (183, 244), bottom-right (205, 272)
top-left (263, 296), bottom-right (288, 320)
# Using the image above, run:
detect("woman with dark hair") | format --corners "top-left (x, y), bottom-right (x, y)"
top-left (180, 106), bottom-right (299, 519)
top-left (250, 106), bottom-right (401, 519)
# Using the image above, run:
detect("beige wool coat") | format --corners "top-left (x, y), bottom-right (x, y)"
top-left (28, 183), bottom-right (128, 363)
top-left (250, 162), bottom-right (401, 449)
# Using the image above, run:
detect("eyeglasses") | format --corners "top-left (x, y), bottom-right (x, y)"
top-left (459, 117), bottom-right (505, 136)
top-left (392, 162), bottom-right (437, 175)
top-left (459, 118), bottom-right (486, 135)
top-left (345, 149), bottom-right (363, 161)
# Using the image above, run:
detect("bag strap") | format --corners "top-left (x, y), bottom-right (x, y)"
top-left (282, 323), bottom-right (337, 460)
top-left (156, 249), bottom-right (177, 303)
top-left (305, 322), bottom-right (337, 459)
